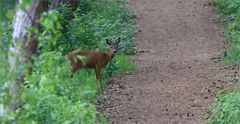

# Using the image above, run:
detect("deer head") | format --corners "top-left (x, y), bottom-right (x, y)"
top-left (106, 37), bottom-right (121, 55)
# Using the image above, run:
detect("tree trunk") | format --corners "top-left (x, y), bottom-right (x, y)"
top-left (8, 0), bottom-right (47, 112)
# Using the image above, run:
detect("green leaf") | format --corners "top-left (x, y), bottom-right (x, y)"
top-left (76, 55), bottom-right (87, 65)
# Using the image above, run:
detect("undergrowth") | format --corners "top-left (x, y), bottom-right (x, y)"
top-left (0, 0), bottom-right (136, 123)
top-left (209, 0), bottom-right (240, 124)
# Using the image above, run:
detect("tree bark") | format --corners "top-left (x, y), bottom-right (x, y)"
top-left (8, 0), bottom-right (47, 112)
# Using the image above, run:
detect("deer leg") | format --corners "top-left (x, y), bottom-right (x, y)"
top-left (95, 65), bottom-right (102, 91)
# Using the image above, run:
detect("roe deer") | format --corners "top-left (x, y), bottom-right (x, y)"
top-left (65, 37), bottom-right (121, 90)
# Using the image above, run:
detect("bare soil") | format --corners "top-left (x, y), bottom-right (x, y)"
top-left (97, 0), bottom-right (236, 124)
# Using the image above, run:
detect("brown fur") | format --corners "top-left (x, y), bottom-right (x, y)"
top-left (66, 50), bottom-right (114, 72)
top-left (65, 38), bottom-right (120, 90)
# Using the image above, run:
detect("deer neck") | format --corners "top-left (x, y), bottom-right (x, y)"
top-left (106, 51), bottom-right (115, 61)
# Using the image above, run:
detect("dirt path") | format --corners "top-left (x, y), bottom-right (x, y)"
top-left (98, 0), bottom-right (235, 124)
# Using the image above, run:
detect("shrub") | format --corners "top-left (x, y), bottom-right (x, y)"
top-left (209, 0), bottom-right (240, 123)
top-left (0, 0), bottom-right (137, 123)
top-left (209, 89), bottom-right (240, 124)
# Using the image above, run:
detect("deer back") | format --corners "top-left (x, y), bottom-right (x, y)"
top-left (66, 37), bottom-right (120, 73)
top-left (66, 50), bottom-right (114, 71)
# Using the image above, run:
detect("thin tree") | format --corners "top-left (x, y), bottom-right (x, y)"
top-left (8, 0), bottom-right (47, 112)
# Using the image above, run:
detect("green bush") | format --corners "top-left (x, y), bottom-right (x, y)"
top-left (0, 21), bottom-right (11, 90)
top-left (209, 90), bottom-right (240, 124)
top-left (209, 0), bottom-right (240, 124)
top-left (114, 54), bottom-right (136, 74)
top-left (212, 0), bottom-right (240, 15)
top-left (39, 0), bottom-right (137, 55)
top-left (212, 0), bottom-right (240, 63)
top-left (15, 51), bottom-right (98, 123)
top-left (0, 0), bottom-right (137, 123)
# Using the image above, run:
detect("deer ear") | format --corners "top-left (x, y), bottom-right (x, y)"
top-left (106, 39), bottom-right (111, 45)
top-left (116, 37), bottom-right (121, 44)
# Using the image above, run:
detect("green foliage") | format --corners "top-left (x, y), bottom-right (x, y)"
top-left (103, 54), bottom-right (135, 80)
top-left (0, 0), bottom-right (16, 21)
top-left (209, 0), bottom-right (240, 123)
top-left (78, 0), bottom-right (93, 13)
top-left (208, 89), bottom-right (240, 124)
top-left (14, 52), bottom-right (98, 123)
top-left (38, 11), bottom-right (63, 52)
top-left (222, 43), bottom-right (240, 64)
top-left (212, 0), bottom-right (240, 63)
top-left (212, 0), bottom-right (240, 15)
top-left (0, 0), bottom-right (137, 123)
top-left (0, 20), bottom-right (12, 90)
top-left (38, 0), bottom-right (137, 55)
top-left (114, 54), bottom-right (136, 74)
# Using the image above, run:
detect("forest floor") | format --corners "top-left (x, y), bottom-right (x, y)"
top-left (98, 0), bottom-right (236, 123)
